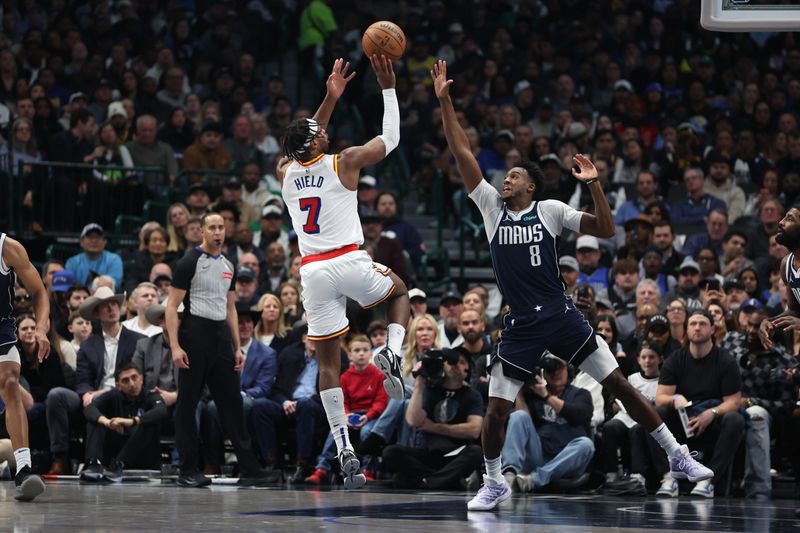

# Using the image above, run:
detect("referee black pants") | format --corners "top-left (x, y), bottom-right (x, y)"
top-left (175, 316), bottom-right (262, 476)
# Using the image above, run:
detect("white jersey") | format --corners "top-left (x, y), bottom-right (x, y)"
top-left (282, 154), bottom-right (364, 256)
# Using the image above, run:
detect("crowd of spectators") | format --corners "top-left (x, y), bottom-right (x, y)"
top-left (0, 0), bottom-right (799, 499)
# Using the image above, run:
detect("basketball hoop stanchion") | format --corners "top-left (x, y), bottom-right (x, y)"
top-left (701, 0), bottom-right (800, 31)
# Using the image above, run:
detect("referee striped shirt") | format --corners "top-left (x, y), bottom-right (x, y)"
top-left (172, 246), bottom-right (236, 321)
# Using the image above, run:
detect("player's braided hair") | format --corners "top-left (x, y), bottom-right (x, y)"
top-left (281, 118), bottom-right (320, 161)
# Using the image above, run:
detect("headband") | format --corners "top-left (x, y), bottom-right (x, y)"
top-left (302, 118), bottom-right (320, 149)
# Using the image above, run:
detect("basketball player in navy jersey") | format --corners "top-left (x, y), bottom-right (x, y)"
top-left (431, 61), bottom-right (712, 511)
top-left (760, 207), bottom-right (800, 345)
top-left (0, 233), bottom-right (50, 501)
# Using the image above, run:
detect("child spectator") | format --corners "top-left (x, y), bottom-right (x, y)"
top-left (67, 312), bottom-right (91, 352)
top-left (306, 334), bottom-right (388, 484)
top-left (601, 341), bottom-right (663, 490)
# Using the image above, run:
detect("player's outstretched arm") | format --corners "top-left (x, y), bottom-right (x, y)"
top-left (573, 154), bottom-right (615, 239)
top-left (337, 55), bottom-right (399, 188)
top-left (431, 60), bottom-right (483, 193)
top-left (312, 58), bottom-right (356, 130)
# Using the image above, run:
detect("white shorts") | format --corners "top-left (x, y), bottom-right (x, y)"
top-left (577, 335), bottom-right (619, 383)
top-left (300, 249), bottom-right (395, 341)
top-left (0, 344), bottom-right (20, 365)
top-left (488, 362), bottom-right (525, 403)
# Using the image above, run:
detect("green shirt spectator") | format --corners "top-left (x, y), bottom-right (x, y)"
top-left (298, 0), bottom-right (337, 51)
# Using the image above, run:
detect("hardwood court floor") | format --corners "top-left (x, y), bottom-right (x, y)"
top-left (1, 480), bottom-right (797, 532)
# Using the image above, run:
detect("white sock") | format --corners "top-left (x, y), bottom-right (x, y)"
top-left (386, 323), bottom-right (405, 355)
top-left (13, 448), bottom-right (31, 471)
top-left (320, 388), bottom-right (351, 455)
top-left (650, 423), bottom-right (683, 458)
top-left (484, 456), bottom-right (503, 485)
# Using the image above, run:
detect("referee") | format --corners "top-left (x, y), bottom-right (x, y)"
top-left (165, 213), bottom-right (271, 487)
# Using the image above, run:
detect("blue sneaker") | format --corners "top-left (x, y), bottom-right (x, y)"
top-left (656, 475), bottom-right (678, 498)
top-left (670, 445), bottom-right (713, 483)
top-left (467, 476), bottom-right (512, 511)
top-left (690, 479), bottom-right (714, 498)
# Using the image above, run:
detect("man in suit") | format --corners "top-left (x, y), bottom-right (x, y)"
top-left (251, 322), bottom-right (348, 483)
top-left (202, 304), bottom-right (279, 478)
top-left (75, 287), bottom-right (145, 408)
top-left (131, 304), bottom-right (179, 410)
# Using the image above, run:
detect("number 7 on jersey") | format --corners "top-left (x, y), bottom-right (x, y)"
top-left (299, 197), bottom-right (322, 234)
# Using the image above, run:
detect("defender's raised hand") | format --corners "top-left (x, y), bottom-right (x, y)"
top-left (572, 153), bottom-right (598, 182)
top-left (326, 58), bottom-right (356, 100)
top-left (431, 60), bottom-right (453, 99)
top-left (370, 54), bottom-right (395, 90)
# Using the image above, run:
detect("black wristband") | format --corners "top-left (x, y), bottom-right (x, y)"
top-left (543, 394), bottom-right (551, 402)
top-left (585, 178), bottom-right (598, 185)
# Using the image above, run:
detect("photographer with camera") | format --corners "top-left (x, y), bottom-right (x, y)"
top-left (501, 353), bottom-right (595, 492)
top-left (381, 347), bottom-right (484, 490)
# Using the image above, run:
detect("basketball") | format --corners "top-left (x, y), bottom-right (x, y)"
top-left (362, 21), bottom-right (406, 62)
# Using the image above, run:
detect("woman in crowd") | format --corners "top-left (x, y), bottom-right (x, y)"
top-left (739, 267), bottom-right (767, 303)
top-left (159, 107), bottom-right (195, 154)
top-left (1, 118), bottom-right (41, 175)
top-left (706, 300), bottom-right (728, 344)
top-left (91, 122), bottom-right (134, 182)
top-left (127, 226), bottom-right (178, 287)
top-left (597, 315), bottom-right (626, 363)
top-left (254, 293), bottom-right (292, 354)
top-left (696, 247), bottom-right (723, 284)
top-left (166, 202), bottom-right (190, 253)
top-left (278, 281), bottom-right (303, 330)
top-left (665, 297), bottom-right (688, 346)
top-left (401, 313), bottom-right (440, 385)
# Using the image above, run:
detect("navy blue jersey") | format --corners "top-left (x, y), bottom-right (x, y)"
top-left (0, 233), bottom-right (17, 347)
top-left (786, 253), bottom-right (800, 306)
top-left (471, 180), bottom-right (584, 317)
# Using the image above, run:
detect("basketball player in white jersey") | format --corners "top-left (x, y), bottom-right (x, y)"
top-left (276, 56), bottom-right (409, 489)
top-left (0, 233), bottom-right (50, 501)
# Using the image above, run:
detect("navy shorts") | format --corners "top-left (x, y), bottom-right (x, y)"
top-left (491, 300), bottom-right (597, 381)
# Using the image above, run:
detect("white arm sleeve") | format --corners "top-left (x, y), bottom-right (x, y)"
top-left (377, 89), bottom-right (400, 155)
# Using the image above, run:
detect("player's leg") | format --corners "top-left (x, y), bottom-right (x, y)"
top-left (579, 335), bottom-right (713, 482)
top-left (467, 363), bottom-right (522, 511)
top-left (0, 350), bottom-right (45, 501)
top-left (349, 254), bottom-right (408, 400)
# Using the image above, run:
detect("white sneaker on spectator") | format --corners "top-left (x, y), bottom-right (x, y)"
top-left (629, 473), bottom-right (646, 487)
top-left (605, 472), bottom-right (618, 484)
top-left (466, 475), bottom-right (512, 511)
top-left (503, 471), bottom-right (518, 492)
top-left (515, 473), bottom-right (535, 493)
top-left (656, 474), bottom-right (678, 498)
top-left (690, 479), bottom-right (714, 498)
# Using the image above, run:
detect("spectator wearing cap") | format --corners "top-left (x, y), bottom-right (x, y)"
top-left (665, 257), bottom-right (703, 311)
top-left (125, 115), bottom-right (178, 187)
top-left (615, 171), bottom-right (664, 226)
top-left (408, 288), bottom-right (428, 319)
top-left (66, 223), bottom-right (124, 289)
top-left (641, 245), bottom-right (677, 296)
top-left (704, 152), bottom-right (745, 223)
top-left (202, 303), bottom-right (279, 478)
top-left (723, 277), bottom-right (748, 311)
top-left (537, 152), bottom-right (573, 203)
top-left (670, 167), bottom-right (727, 227)
top-left (503, 353), bottom-right (595, 493)
top-left (357, 175), bottom-right (380, 213)
top-left (49, 269), bottom-right (76, 339)
top-left (437, 291), bottom-right (464, 349)
top-left (683, 209), bottom-right (729, 261)
top-left (653, 309), bottom-right (745, 498)
top-left (211, 176), bottom-right (260, 227)
top-left (150, 264), bottom-right (173, 301)
top-left (645, 314), bottom-right (681, 357)
top-left (375, 192), bottom-right (426, 270)
top-left (180, 120), bottom-right (233, 183)
top-left (617, 214), bottom-right (654, 261)
top-left (223, 114), bottom-right (267, 173)
top-left (121, 282), bottom-right (163, 338)
top-left (254, 203), bottom-right (289, 255)
top-left (234, 267), bottom-right (261, 307)
top-left (185, 183), bottom-right (211, 218)
top-left (360, 207), bottom-right (410, 285)
top-left (559, 256), bottom-right (580, 296)
top-left (106, 101), bottom-right (132, 144)
top-left (56, 92), bottom-right (88, 131)
top-left (435, 22), bottom-right (466, 66)
top-left (87, 78), bottom-right (115, 124)
top-left (575, 235), bottom-right (610, 294)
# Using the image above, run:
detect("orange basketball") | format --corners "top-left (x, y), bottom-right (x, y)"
top-left (362, 21), bottom-right (406, 62)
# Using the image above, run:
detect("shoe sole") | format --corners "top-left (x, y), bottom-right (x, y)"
top-left (340, 452), bottom-right (365, 490)
top-left (15, 475), bottom-right (45, 502)
top-left (177, 479), bottom-right (212, 488)
top-left (671, 469), bottom-right (713, 483)
top-left (467, 487), bottom-right (512, 511)
top-left (79, 472), bottom-right (106, 483)
top-left (374, 353), bottom-right (404, 400)
top-left (656, 489), bottom-right (678, 498)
